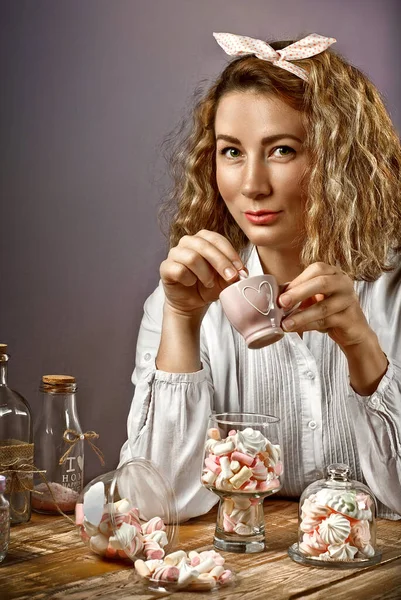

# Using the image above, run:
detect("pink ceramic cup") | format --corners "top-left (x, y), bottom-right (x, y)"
top-left (219, 274), bottom-right (298, 349)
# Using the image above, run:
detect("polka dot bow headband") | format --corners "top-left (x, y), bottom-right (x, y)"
top-left (213, 32), bottom-right (336, 82)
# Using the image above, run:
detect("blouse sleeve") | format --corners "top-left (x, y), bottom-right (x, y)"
top-left (118, 281), bottom-right (218, 522)
top-left (348, 262), bottom-right (401, 516)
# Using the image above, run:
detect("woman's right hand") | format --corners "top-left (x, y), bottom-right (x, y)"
top-left (159, 230), bottom-right (245, 317)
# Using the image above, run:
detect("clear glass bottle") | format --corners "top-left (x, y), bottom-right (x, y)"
top-left (33, 375), bottom-right (84, 514)
top-left (0, 475), bottom-right (10, 562)
top-left (288, 463), bottom-right (381, 568)
top-left (0, 343), bottom-right (33, 524)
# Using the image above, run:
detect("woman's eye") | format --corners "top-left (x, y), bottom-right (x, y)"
top-left (221, 147), bottom-right (241, 158)
top-left (272, 146), bottom-right (295, 158)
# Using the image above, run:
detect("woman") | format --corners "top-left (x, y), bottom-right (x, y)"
top-left (120, 33), bottom-right (401, 520)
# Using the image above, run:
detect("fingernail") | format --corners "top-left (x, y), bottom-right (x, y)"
top-left (205, 279), bottom-right (215, 288)
top-left (224, 267), bottom-right (237, 280)
top-left (280, 294), bottom-right (292, 308)
top-left (282, 319), bottom-right (294, 332)
top-left (233, 260), bottom-right (243, 269)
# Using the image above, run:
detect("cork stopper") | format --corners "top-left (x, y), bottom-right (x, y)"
top-left (0, 344), bottom-right (9, 362)
top-left (42, 375), bottom-right (76, 385)
top-left (41, 374), bottom-right (77, 393)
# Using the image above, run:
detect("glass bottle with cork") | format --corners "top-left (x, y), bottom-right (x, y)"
top-left (33, 375), bottom-right (84, 514)
top-left (0, 343), bottom-right (33, 524)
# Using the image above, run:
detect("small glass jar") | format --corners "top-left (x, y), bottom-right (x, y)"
top-left (288, 463), bottom-right (381, 568)
top-left (33, 375), bottom-right (83, 514)
top-left (75, 458), bottom-right (178, 563)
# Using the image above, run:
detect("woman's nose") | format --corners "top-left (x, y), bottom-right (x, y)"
top-left (241, 158), bottom-right (272, 200)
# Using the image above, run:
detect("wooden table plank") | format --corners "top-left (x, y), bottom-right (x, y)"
top-left (1, 500), bottom-right (400, 600)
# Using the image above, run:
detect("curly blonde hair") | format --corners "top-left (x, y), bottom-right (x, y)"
top-left (159, 40), bottom-right (401, 281)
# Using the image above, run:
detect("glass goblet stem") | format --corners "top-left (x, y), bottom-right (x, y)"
top-left (214, 492), bottom-right (266, 553)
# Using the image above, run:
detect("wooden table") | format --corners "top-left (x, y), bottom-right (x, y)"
top-left (1, 499), bottom-right (400, 599)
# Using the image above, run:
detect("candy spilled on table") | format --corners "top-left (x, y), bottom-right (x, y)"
top-left (135, 549), bottom-right (234, 592)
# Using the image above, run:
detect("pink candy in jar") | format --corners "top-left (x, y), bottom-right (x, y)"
top-left (201, 413), bottom-right (283, 554)
top-left (202, 425), bottom-right (283, 494)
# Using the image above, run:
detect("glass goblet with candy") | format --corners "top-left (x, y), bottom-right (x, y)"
top-left (201, 412), bottom-right (283, 553)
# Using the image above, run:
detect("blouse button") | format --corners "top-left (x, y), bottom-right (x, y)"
top-left (308, 420), bottom-right (317, 430)
top-left (305, 371), bottom-right (315, 380)
top-left (370, 396), bottom-right (380, 408)
top-left (144, 353), bottom-right (152, 361)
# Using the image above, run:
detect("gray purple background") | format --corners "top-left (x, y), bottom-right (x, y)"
top-left (1, 0), bottom-right (400, 485)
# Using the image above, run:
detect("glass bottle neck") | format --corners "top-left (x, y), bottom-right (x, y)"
top-left (42, 392), bottom-right (80, 428)
top-left (0, 363), bottom-right (8, 386)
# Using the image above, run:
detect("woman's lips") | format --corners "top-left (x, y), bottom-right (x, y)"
top-left (244, 211), bottom-right (281, 225)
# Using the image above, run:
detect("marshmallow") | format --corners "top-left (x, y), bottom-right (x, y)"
top-left (234, 522), bottom-right (254, 536)
top-left (152, 565), bottom-right (180, 582)
top-left (141, 516), bottom-right (166, 535)
top-left (114, 498), bottom-right (131, 514)
top-left (89, 533), bottom-right (109, 555)
top-left (199, 550), bottom-right (225, 566)
top-left (177, 558), bottom-right (199, 587)
top-left (223, 512), bottom-right (236, 532)
top-left (204, 457), bottom-right (222, 474)
top-left (223, 498), bottom-right (235, 515)
top-left (219, 569), bottom-right (234, 584)
top-left (144, 559), bottom-right (164, 573)
top-left (201, 470), bottom-right (217, 485)
top-left (230, 465), bottom-right (253, 489)
top-left (204, 438), bottom-right (219, 452)
top-left (219, 456), bottom-right (234, 479)
top-left (252, 459), bottom-right (268, 481)
top-left (210, 565), bottom-right (225, 579)
top-left (134, 559), bottom-right (150, 578)
top-left (195, 556), bottom-right (216, 574)
top-left (215, 473), bottom-right (233, 491)
top-left (257, 478), bottom-right (280, 492)
top-left (231, 451), bottom-right (254, 467)
top-left (144, 539), bottom-right (165, 560)
top-left (144, 530), bottom-right (168, 548)
top-left (188, 550), bottom-right (201, 566)
top-left (230, 460), bottom-right (241, 473)
top-left (212, 440), bottom-right (235, 456)
top-left (187, 574), bottom-right (216, 591)
top-left (164, 550), bottom-right (188, 566)
top-left (207, 427), bottom-right (221, 440)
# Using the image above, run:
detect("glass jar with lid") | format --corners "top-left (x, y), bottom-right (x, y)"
top-left (33, 375), bottom-right (83, 514)
top-left (288, 463), bottom-right (381, 567)
top-left (75, 458), bottom-right (178, 562)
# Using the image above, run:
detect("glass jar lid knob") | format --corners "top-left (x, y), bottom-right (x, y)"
top-left (326, 463), bottom-right (351, 481)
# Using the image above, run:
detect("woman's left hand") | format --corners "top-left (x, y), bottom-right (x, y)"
top-left (278, 262), bottom-right (373, 350)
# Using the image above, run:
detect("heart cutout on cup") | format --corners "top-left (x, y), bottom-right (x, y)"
top-left (241, 281), bottom-right (274, 315)
top-left (77, 455), bottom-right (84, 471)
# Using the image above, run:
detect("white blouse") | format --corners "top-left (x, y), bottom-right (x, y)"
top-left (119, 247), bottom-right (401, 521)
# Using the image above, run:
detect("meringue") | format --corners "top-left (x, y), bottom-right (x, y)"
top-left (235, 428), bottom-right (268, 456)
top-left (327, 543), bottom-right (358, 560)
top-left (318, 513), bottom-right (351, 545)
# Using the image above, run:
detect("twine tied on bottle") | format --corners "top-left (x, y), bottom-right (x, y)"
top-left (0, 442), bottom-right (74, 523)
top-left (0, 442), bottom-right (35, 515)
top-left (59, 429), bottom-right (105, 466)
